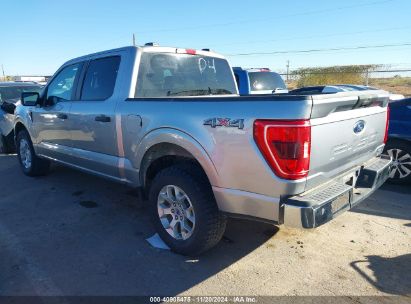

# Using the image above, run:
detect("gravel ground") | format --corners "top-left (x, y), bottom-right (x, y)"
top-left (0, 154), bottom-right (410, 302)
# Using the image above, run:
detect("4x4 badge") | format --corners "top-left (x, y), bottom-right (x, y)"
top-left (204, 118), bottom-right (244, 129)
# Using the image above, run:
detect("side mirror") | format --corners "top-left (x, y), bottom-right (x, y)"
top-left (21, 92), bottom-right (40, 106)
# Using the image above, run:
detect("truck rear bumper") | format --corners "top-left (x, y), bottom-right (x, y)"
top-left (283, 155), bottom-right (392, 228)
top-left (212, 187), bottom-right (280, 223)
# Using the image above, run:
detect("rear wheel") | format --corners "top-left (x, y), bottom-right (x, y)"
top-left (149, 165), bottom-right (226, 256)
top-left (16, 129), bottom-right (50, 176)
top-left (385, 140), bottom-right (411, 184)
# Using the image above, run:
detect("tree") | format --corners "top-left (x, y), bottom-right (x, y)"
top-left (293, 64), bottom-right (381, 87)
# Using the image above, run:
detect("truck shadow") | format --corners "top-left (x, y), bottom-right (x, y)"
top-left (351, 183), bottom-right (411, 221)
top-left (380, 182), bottom-right (411, 195)
top-left (0, 160), bottom-right (278, 296)
top-left (350, 254), bottom-right (411, 295)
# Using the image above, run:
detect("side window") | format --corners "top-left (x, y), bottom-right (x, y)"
top-left (81, 56), bottom-right (120, 101)
top-left (47, 63), bottom-right (81, 101)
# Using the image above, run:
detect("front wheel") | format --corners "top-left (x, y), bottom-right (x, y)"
top-left (16, 130), bottom-right (50, 176)
top-left (149, 165), bottom-right (226, 256)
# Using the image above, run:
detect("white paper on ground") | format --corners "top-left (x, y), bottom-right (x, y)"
top-left (146, 233), bottom-right (170, 250)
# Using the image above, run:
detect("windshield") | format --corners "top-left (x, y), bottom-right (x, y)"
top-left (135, 53), bottom-right (237, 97)
top-left (0, 85), bottom-right (42, 104)
top-left (248, 72), bottom-right (286, 92)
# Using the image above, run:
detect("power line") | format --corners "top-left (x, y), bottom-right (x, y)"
top-left (227, 42), bottom-right (411, 56)
top-left (135, 0), bottom-right (395, 34)
top-left (278, 69), bottom-right (411, 75)
top-left (210, 25), bottom-right (411, 48)
top-left (267, 45), bottom-right (411, 58)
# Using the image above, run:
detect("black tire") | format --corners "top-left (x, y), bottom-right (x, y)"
top-left (149, 165), bottom-right (226, 256)
top-left (384, 140), bottom-right (411, 184)
top-left (0, 132), bottom-right (16, 154)
top-left (16, 129), bottom-right (50, 176)
top-left (0, 135), bottom-right (7, 154)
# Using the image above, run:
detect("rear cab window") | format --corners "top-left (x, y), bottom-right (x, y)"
top-left (135, 52), bottom-right (237, 97)
top-left (0, 85), bottom-right (42, 104)
top-left (81, 56), bottom-right (121, 100)
top-left (248, 72), bottom-right (286, 92)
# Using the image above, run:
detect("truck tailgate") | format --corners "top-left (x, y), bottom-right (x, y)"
top-left (306, 91), bottom-right (389, 191)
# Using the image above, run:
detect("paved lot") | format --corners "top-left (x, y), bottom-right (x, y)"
top-left (0, 154), bottom-right (410, 299)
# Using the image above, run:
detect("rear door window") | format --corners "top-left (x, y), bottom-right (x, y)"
top-left (81, 56), bottom-right (121, 100)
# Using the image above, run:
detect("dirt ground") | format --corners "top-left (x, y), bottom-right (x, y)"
top-left (369, 77), bottom-right (411, 97)
top-left (0, 154), bottom-right (410, 302)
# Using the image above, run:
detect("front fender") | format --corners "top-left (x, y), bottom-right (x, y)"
top-left (13, 105), bottom-right (33, 136)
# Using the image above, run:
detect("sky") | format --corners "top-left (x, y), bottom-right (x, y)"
top-left (1, 0), bottom-right (411, 76)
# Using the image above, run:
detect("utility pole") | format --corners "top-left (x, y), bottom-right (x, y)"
top-left (365, 68), bottom-right (369, 86)
top-left (132, 33), bottom-right (136, 46)
top-left (286, 60), bottom-right (290, 83)
top-left (1, 64), bottom-right (5, 82)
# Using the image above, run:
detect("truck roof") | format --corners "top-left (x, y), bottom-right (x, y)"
top-left (232, 67), bottom-right (272, 72)
top-left (64, 45), bottom-right (226, 66)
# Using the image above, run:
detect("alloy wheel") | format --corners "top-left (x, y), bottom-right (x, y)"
top-left (387, 148), bottom-right (411, 179)
top-left (157, 185), bottom-right (195, 240)
top-left (19, 138), bottom-right (32, 169)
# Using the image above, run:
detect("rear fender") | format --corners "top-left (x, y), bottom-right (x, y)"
top-left (134, 128), bottom-right (219, 187)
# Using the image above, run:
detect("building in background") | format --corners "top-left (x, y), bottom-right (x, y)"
top-left (12, 75), bottom-right (50, 85)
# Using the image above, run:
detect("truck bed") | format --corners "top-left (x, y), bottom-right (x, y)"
top-left (125, 90), bottom-right (389, 195)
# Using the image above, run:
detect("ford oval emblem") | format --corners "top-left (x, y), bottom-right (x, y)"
top-left (353, 120), bottom-right (365, 134)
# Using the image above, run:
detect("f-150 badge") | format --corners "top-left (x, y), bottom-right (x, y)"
top-left (204, 118), bottom-right (244, 129)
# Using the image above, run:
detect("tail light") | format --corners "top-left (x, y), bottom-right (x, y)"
top-left (384, 106), bottom-right (390, 144)
top-left (253, 120), bottom-right (311, 180)
top-left (185, 49), bottom-right (197, 55)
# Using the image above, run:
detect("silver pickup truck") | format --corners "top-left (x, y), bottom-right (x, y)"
top-left (15, 45), bottom-right (391, 255)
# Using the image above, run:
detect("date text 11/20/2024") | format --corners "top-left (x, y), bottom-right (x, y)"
top-left (149, 296), bottom-right (257, 303)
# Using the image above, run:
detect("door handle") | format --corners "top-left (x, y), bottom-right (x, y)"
top-left (57, 113), bottom-right (68, 119)
top-left (95, 115), bottom-right (111, 122)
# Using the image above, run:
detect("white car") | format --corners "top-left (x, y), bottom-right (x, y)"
top-left (0, 82), bottom-right (43, 153)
